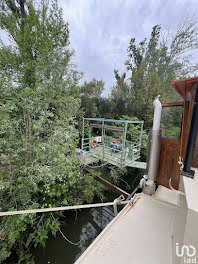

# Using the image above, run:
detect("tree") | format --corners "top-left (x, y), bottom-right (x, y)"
top-left (80, 78), bottom-right (104, 98)
top-left (94, 97), bottom-right (116, 119)
top-left (111, 21), bottom-right (198, 128)
top-left (0, 1), bottom-right (97, 262)
top-left (80, 78), bottom-right (105, 118)
top-left (110, 70), bottom-right (129, 117)
top-left (121, 115), bottom-right (148, 159)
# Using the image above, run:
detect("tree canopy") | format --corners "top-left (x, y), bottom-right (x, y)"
top-left (0, 2), bottom-right (198, 262)
top-left (111, 22), bottom-right (198, 128)
top-left (0, 1), bottom-right (99, 263)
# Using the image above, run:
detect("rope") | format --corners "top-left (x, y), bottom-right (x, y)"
top-left (0, 200), bottom-right (130, 217)
top-left (113, 194), bottom-right (125, 216)
top-left (51, 214), bottom-right (81, 246)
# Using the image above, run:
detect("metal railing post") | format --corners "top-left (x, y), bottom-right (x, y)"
top-left (121, 122), bottom-right (128, 166)
top-left (81, 117), bottom-right (84, 150)
top-left (102, 119), bottom-right (105, 159)
top-left (139, 122), bottom-right (144, 155)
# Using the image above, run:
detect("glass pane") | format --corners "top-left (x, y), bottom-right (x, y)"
top-left (160, 106), bottom-right (183, 139)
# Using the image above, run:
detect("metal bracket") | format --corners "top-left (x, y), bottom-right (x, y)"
top-left (113, 195), bottom-right (125, 216)
top-left (181, 169), bottom-right (195, 179)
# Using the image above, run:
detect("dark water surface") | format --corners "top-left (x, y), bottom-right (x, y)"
top-left (33, 168), bottom-right (143, 264)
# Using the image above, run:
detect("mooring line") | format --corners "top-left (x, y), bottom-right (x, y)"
top-left (0, 198), bottom-right (130, 217)
top-left (51, 213), bottom-right (81, 246)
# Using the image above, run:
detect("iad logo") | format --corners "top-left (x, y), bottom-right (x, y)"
top-left (176, 243), bottom-right (196, 263)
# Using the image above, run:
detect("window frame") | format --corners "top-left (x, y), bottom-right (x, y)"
top-left (161, 101), bottom-right (184, 140)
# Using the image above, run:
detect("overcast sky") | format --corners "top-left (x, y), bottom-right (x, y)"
top-left (59, 0), bottom-right (198, 96)
top-left (1, 0), bottom-right (198, 96)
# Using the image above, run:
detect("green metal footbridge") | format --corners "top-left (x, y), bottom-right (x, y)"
top-left (77, 118), bottom-right (146, 169)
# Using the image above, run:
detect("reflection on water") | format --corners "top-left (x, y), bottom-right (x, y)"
top-left (34, 168), bottom-right (143, 264)
top-left (34, 197), bottom-right (116, 264)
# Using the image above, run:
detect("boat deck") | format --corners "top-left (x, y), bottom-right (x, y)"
top-left (75, 186), bottom-right (187, 264)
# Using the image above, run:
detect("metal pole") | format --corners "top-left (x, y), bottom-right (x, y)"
top-left (182, 83), bottom-right (198, 178)
top-left (102, 119), bottom-right (105, 159)
top-left (143, 97), bottom-right (162, 195)
top-left (121, 122), bottom-right (128, 166)
top-left (81, 117), bottom-right (84, 150)
top-left (139, 122), bottom-right (144, 154)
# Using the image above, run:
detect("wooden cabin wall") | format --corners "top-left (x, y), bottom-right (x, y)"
top-left (156, 82), bottom-right (198, 189)
top-left (156, 102), bottom-right (183, 190)
top-left (156, 138), bottom-right (181, 189)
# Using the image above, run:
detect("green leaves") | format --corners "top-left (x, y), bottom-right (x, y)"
top-left (111, 21), bottom-right (198, 129)
top-left (80, 78), bottom-right (105, 98)
top-left (0, 1), bottom-right (96, 263)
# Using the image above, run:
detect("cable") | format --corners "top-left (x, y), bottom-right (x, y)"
top-left (0, 200), bottom-right (130, 216)
top-left (51, 214), bottom-right (81, 246)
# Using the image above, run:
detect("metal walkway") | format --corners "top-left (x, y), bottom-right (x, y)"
top-left (77, 146), bottom-right (146, 169)
top-left (80, 118), bottom-right (146, 169)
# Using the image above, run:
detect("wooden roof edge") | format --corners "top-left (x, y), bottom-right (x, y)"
top-left (171, 77), bottom-right (198, 99)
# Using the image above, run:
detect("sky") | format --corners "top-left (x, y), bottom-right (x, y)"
top-left (59, 0), bottom-right (198, 96)
top-left (1, 0), bottom-right (198, 96)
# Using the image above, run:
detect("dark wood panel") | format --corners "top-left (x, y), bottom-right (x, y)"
top-left (162, 101), bottom-right (184, 107)
top-left (182, 84), bottom-right (197, 167)
top-left (182, 101), bottom-right (190, 159)
top-left (86, 168), bottom-right (130, 198)
top-left (94, 175), bottom-right (130, 198)
top-left (156, 138), bottom-right (181, 189)
top-left (192, 132), bottom-right (198, 168)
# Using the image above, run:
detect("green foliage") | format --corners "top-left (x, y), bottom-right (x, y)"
top-left (160, 106), bottom-right (183, 139)
top-left (121, 115), bottom-right (148, 159)
top-left (80, 78), bottom-right (105, 118)
top-left (111, 22), bottom-right (198, 129)
top-left (81, 96), bottom-right (98, 117)
top-left (0, 1), bottom-right (96, 263)
top-left (109, 167), bottom-right (127, 185)
top-left (94, 98), bottom-right (116, 119)
top-left (0, 3), bottom-right (197, 262)
top-left (130, 67), bottom-right (165, 127)
top-left (80, 78), bottom-right (104, 98)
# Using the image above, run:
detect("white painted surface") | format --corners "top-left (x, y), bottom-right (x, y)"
top-left (95, 136), bottom-right (102, 143)
top-left (154, 185), bottom-right (187, 208)
top-left (181, 168), bottom-right (198, 264)
top-left (75, 192), bottom-right (187, 264)
top-left (183, 168), bottom-right (198, 212)
top-left (152, 96), bottom-right (162, 131)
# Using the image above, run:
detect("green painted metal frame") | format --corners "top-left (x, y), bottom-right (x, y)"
top-left (84, 117), bottom-right (144, 124)
top-left (81, 117), bottom-right (145, 168)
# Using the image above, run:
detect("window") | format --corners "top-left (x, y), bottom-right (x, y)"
top-left (160, 106), bottom-right (183, 139)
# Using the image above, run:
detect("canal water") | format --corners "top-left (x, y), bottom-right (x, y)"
top-left (33, 168), bottom-right (144, 264)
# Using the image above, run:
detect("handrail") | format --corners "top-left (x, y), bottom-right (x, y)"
top-left (81, 134), bottom-right (141, 167)
top-left (84, 117), bottom-right (143, 124)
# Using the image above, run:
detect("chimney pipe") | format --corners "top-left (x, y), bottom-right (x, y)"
top-left (143, 96), bottom-right (162, 195)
